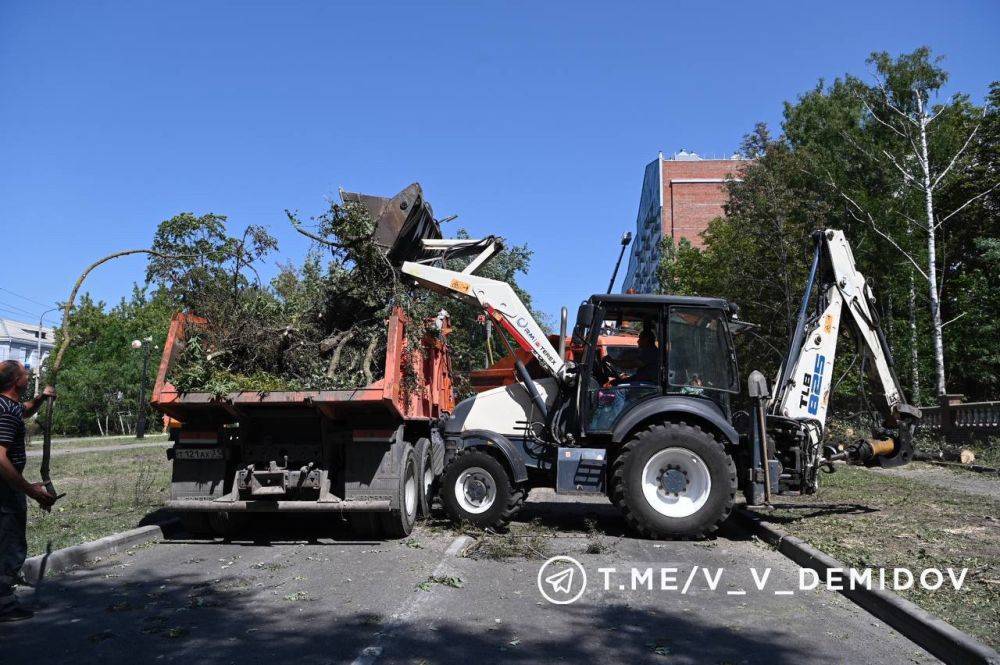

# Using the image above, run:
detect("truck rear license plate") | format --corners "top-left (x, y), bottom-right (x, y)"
top-left (174, 448), bottom-right (224, 460)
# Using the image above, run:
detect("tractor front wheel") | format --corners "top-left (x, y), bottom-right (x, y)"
top-left (440, 449), bottom-right (525, 528)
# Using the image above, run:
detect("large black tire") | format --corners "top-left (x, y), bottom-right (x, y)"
top-left (611, 423), bottom-right (736, 539)
top-left (378, 443), bottom-right (419, 538)
top-left (415, 438), bottom-right (435, 518)
top-left (440, 449), bottom-right (526, 528)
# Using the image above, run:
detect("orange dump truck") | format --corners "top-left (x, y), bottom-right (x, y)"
top-left (151, 308), bottom-right (454, 538)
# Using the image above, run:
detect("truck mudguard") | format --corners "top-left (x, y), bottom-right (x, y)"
top-left (610, 396), bottom-right (740, 447)
top-left (456, 429), bottom-right (529, 484)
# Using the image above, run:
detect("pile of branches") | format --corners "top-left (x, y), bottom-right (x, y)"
top-left (154, 202), bottom-right (435, 395)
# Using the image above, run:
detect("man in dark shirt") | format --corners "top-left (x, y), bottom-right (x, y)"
top-left (0, 360), bottom-right (56, 621)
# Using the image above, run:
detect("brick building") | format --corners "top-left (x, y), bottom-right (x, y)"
top-left (622, 150), bottom-right (747, 293)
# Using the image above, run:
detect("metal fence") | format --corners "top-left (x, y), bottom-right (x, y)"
top-left (918, 394), bottom-right (1000, 436)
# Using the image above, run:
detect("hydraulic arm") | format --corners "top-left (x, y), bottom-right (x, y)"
top-left (757, 229), bottom-right (920, 499)
top-left (400, 237), bottom-right (569, 382)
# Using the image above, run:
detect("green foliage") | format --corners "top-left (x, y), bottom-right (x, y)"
top-left (658, 48), bottom-right (998, 404)
top-left (165, 200), bottom-right (537, 397)
top-left (44, 288), bottom-right (176, 435)
top-left (47, 198), bottom-right (538, 432)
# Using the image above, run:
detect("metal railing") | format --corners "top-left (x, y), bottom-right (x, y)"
top-left (918, 394), bottom-right (1000, 435)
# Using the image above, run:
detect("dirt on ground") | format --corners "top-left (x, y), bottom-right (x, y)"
top-left (752, 463), bottom-right (1000, 650)
top-left (871, 461), bottom-right (1000, 499)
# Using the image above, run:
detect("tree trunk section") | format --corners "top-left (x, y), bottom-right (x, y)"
top-left (917, 111), bottom-right (947, 397)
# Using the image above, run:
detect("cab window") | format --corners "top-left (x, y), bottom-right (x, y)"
top-left (667, 307), bottom-right (738, 394)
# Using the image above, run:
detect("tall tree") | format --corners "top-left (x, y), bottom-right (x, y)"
top-left (826, 49), bottom-right (995, 396)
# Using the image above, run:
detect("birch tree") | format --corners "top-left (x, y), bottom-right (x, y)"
top-left (834, 49), bottom-right (997, 397)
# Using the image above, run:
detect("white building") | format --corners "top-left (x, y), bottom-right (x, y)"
top-left (0, 318), bottom-right (55, 373)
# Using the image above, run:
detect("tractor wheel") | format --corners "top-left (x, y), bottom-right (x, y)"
top-left (440, 449), bottom-right (525, 528)
top-left (415, 438), bottom-right (435, 518)
top-left (612, 422), bottom-right (736, 539)
top-left (377, 443), bottom-right (419, 538)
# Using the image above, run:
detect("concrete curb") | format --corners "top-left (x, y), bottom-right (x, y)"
top-left (734, 508), bottom-right (1000, 665)
top-left (21, 519), bottom-right (179, 585)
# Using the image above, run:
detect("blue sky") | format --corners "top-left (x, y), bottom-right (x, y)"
top-left (1, 1), bottom-right (997, 328)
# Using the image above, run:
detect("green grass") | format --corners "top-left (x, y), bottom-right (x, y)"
top-left (26, 432), bottom-right (169, 451)
top-left (24, 445), bottom-right (171, 557)
top-left (753, 464), bottom-right (1000, 649)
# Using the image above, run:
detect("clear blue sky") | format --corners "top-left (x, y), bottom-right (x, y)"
top-left (1, 1), bottom-right (997, 328)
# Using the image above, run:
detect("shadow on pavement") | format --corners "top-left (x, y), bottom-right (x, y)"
top-left (158, 512), bottom-right (389, 547)
top-left (756, 502), bottom-right (879, 523)
top-left (516, 498), bottom-right (750, 541)
top-left (2, 561), bottom-right (816, 665)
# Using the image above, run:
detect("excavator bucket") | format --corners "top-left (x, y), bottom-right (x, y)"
top-left (340, 182), bottom-right (442, 266)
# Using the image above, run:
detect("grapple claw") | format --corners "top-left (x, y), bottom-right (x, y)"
top-left (340, 182), bottom-right (442, 267)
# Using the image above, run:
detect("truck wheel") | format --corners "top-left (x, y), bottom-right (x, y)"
top-left (612, 423), bottom-right (736, 539)
top-left (440, 449), bottom-right (525, 528)
top-left (415, 438), bottom-right (435, 518)
top-left (378, 443), bottom-right (419, 538)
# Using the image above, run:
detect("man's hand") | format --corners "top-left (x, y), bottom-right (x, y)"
top-left (42, 385), bottom-right (57, 400)
top-left (27, 483), bottom-right (56, 509)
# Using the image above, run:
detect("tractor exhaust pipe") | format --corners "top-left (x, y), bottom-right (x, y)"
top-left (558, 307), bottom-right (568, 361)
top-left (607, 232), bottom-right (633, 294)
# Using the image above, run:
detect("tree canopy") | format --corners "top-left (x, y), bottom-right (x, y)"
top-left (660, 48), bottom-right (998, 405)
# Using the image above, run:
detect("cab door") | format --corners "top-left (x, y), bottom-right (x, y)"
top-left (577, 304), bottom-right (665, 437)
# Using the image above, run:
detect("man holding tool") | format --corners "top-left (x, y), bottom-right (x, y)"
top-left (0, 360), bottom-right (56, 622)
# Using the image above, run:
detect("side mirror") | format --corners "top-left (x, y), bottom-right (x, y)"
top-left (572, 302), bottom-right (595, 346)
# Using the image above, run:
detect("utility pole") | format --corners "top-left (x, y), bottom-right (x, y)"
top-left (607, 231), bottom-right (633, 294)
top-left (132, 337), bottom-right (153, 439)
top-left (35, 307), bottom-right (58, 395)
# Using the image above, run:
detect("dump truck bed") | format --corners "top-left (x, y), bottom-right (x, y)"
top-left (151, 308), bottom-right (454, 427)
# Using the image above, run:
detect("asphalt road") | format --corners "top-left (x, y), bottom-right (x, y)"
top-left (4, 492), bottom-right (938, 665)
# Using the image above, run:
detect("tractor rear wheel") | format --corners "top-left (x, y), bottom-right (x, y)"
top-left (612, 422), bottom-right (735, 539)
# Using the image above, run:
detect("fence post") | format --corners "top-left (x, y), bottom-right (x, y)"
top-left (939, 394), bottom-right (964, 435)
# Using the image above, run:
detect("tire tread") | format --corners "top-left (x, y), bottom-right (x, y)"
top-left (611, 422), bottom-right (736, 539)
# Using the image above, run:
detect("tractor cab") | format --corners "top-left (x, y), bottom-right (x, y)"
top-left (572, 294), bottom-right (741, 438)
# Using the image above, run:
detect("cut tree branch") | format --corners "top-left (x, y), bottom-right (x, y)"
top-left (286, 210), bottom-right (346, 249)
top-left (50, 249), bottom-right (191, 381)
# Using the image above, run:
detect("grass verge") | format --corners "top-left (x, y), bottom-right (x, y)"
top-left (753, 464), bottom-right (999, 649)
top-left (25, 444), bottom-right (171, 557)
top-left (26, 432), bottom-right (169, 451)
